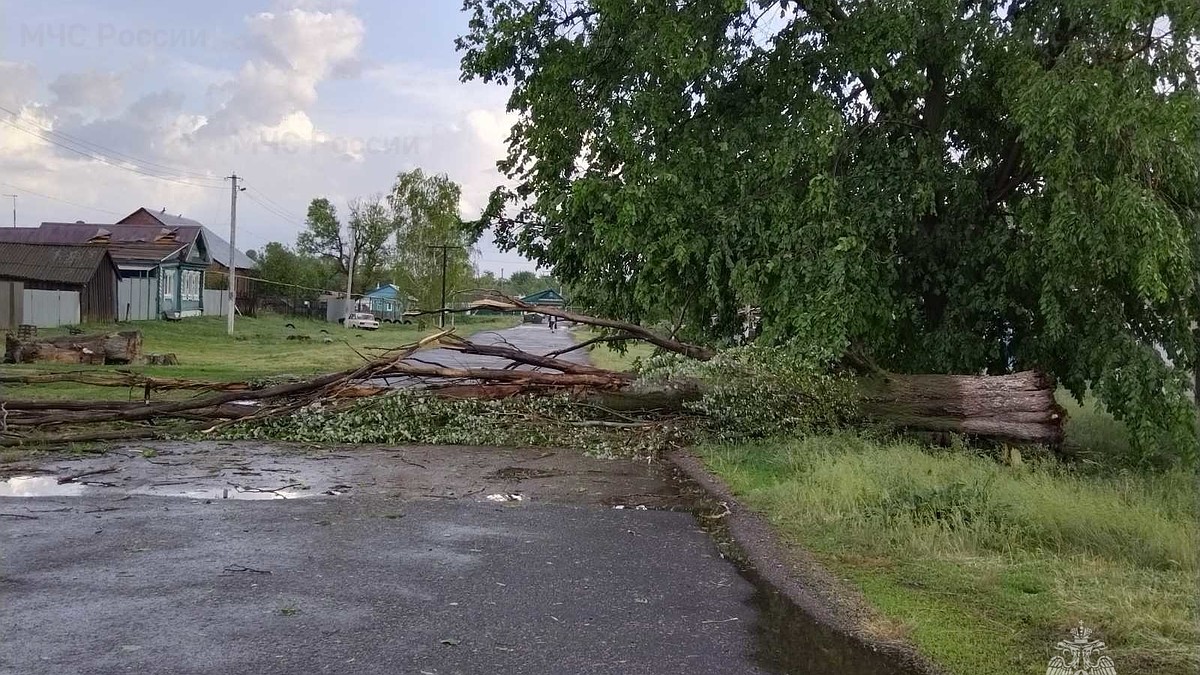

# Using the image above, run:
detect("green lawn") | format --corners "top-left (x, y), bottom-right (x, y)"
top-left (698, 407), bottom-right (1199, 675)
top-left (4, 313), bottom-right (517, 400)
top-left (571, 327), bottom-right (658, 371)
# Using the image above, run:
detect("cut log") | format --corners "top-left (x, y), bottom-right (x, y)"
top-left (861, 370), bottom-right (1065, 446)
top-left (5, 331), bottom-right (143, 365)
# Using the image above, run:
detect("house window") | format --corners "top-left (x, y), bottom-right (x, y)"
top-left (160, 267), bottom-right (175, 296)
top-left (178, 270), bottom-right (201, 301)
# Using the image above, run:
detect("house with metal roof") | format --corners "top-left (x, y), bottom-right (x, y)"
top-left (520, 288), bottom-right (567, 307)
top-left (360, 283), bottom-right (417, 322)
top-left (119, 208), bottom-right (258, 315)
top-left (0, 217), bottom-right (211, 320)
top-left (0, 242), bottom-right (119, 327)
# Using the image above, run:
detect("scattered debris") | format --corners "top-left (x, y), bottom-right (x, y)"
top-left (57, 466), bottom-right (119, 485)
top-left (485, 493), bottom-right (525, 502)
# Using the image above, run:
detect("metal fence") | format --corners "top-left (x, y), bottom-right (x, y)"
top-left (203, 289), bottom-right (228, 316)
top-left (22, 289), bottom-right (80, 328)
top-left (0, 280), bottom-right (24, 329)
top-left (117, 277), bottom-right (159, 321)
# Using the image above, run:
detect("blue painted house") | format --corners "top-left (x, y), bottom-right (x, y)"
top-left (361, 284), bottom-right (414, 322)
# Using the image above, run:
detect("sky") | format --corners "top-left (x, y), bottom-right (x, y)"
top-left (0, 0), bottom-right (537, 274)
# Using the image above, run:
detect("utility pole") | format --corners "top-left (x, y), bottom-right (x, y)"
top-left (427, 244), bottom-right (461, 328)
top-left (344, 221), bottom-right (356, 324)
top-left (225, 174), bottom-right (243, 335)
top-left (2, 194), bottom-right (15, 227)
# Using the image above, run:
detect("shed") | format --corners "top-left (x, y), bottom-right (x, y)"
top-left (0, 243), bottom-right (119, 323)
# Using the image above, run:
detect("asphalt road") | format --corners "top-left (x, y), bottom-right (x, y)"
top-left (416, 322), bottom-right (586, 369)
top-left (0, 443), bottom-right (774, 675)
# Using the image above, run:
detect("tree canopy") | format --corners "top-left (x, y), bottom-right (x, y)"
top-left (459, 0), bottom-right (1200, 457)
top-left (390, 168), bottom-right (476, 311)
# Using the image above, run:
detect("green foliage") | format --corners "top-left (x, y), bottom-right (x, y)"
top-left (459, 1), bottom-right (1200, 459)
top-left (231, 392), bottom-right (682, 460)
top-left (641, 345), bottom-right (860, 439)
top-left (255, 241), bottom-right (338, 293)
top-left (389, 169), bottom-right (476, 310)
top-left (295, 198), bottom-right (348, 276)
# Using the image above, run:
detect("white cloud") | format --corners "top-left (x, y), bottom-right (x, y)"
top-left (48, 71), bottom-right (125, 110)
top-left (199, 5), bottom-right (364, 137)
top-left (0, 61), bottom-right (39, 108)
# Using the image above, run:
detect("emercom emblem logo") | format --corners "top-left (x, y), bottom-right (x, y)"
top-left (1046, 622), bottom-right (1117, 675)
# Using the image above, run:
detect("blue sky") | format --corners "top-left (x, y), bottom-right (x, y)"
top-left (0, 0), bottom-right (535, 273)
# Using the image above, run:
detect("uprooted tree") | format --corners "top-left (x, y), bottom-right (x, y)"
top-left (459, 1), bottom-right (1200, 462)
top-left (0, 300), bottom-right (1065, 450)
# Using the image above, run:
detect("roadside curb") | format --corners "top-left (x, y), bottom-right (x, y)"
top-left (668, 449), bottom-right (944, 675)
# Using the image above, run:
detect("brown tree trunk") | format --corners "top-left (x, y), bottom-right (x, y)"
top-left (861, 370), bottom-right (1064, 446)
top-left (5, 331), bottom-right (142, 365)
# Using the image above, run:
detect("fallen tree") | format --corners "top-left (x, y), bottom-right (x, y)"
top-left (5, 331), bottom-right (143, 365)
top-left (0, 306), bottom-right (1065, 448)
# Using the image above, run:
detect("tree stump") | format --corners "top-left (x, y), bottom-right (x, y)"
top-left (146, 353), bottom-right (179, 366)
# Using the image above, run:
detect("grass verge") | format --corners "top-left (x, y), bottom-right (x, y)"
top-left (697, 433), bottom-right (1199, 675)
top-left (5, 314), bottom-right (517, 400)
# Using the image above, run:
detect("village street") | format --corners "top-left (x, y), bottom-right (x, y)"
top-left (1, 325), bottom-right (777, 675)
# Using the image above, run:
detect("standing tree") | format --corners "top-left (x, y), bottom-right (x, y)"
top-left (347, 195), bottom-right (396, 293)
top-left (390, 169), bottom-right (476, 311)
top-left (459, 0), bottom-right (1200, 459)
top-left (256, 242), bottom-right (337, 293)
top-left (296, 197), bottom-right (394, 295)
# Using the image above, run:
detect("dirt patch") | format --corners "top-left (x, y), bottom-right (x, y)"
top-left (0, 441), bottom-right (693, 509)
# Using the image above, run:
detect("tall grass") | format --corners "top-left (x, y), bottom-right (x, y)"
top-left (701, 432), bottom-right (1199, 675)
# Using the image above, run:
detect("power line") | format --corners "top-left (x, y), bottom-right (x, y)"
top-left (0, 107), bottom-right (313, 242)
top-left (0, 118), bottom-right (224, 189)
top-left (0, 118), bottom-right (225, 190)
top-left (0, 104), bottom-right (223, 184)
top-left (241, 190), bottom-right (305, 226)
top-left (0, 180), bottom-right (125, 217)
top-left (244, 184), bottom-right (306, 223)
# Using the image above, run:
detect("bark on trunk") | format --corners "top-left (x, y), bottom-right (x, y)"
top-left (5, 331), bottom-right (143, 365)
top-left (861, 370), bottom-right (1064, 446)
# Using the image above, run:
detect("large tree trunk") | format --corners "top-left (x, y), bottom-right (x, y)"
top-left (5, 331), bottom-right (143, 365)
top-left (861, 370), bottom-right (1064, 445)
top-left (429, 371), bottom-right (1064, 445)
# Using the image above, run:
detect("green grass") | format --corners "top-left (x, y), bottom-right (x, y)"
top-left (698, 424), bottom-right (1199, 675)
top-left (571, 327), bottom-right (658, 371)
top-left (6, 313), bottom-right (518, 400)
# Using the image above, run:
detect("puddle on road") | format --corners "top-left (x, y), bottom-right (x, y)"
top-left (750, 576), bottom-right (924, 675)
top-left (0, 475), bottom-right (310, 500)
top-left (671, 468), bottom-right (925, 675)
top-left (0, 476), bottom-right (85, 497)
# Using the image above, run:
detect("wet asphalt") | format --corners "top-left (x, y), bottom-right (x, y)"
top-left (1, 324), bottom-right (774, 675)
top-left (1, 496), bottom-right (765, 675)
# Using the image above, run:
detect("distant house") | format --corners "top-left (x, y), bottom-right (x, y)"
top-left (360, 284), bottom-right (416, 322)
top-left (521, 288), bottom-right (567, 308)
top-left (119, 208), bottom-right (258, 313)
top-left (0, 207), bottom-right (257, 321)
top-left (0, 243), bottom-right (119, 327)
top-left (0, 219), bottom-right (211, 320)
